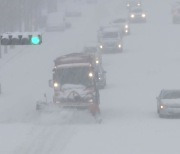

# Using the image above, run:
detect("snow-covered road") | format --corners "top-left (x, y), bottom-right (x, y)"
top-left (1, 0), bottom-right (180, 154)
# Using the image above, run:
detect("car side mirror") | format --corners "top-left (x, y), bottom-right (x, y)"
top-left (95, 72), bottom-right (99, 80)
top-left (49, 80), bottom-right (53, 88)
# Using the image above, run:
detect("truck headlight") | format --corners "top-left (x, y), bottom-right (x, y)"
top-left (131, 14), bottom-right (135, 18)
top-left (54, 82), bottom-right (59, 88)
top-left (142, 14), bottom-right (146, 18)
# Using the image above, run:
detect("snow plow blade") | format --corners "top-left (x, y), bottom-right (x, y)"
top-left (36, 101), bottom-right (102, 123)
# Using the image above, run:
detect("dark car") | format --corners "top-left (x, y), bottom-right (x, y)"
top-left (110, 18), bottom-right (130, 35)
top-left (83, 45), bottom-right (102, 64)
top-left (96, 64), bottom-right (106, 89)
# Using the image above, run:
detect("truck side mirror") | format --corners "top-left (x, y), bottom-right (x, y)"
top-left (48, 80), bottom-right (53, 88)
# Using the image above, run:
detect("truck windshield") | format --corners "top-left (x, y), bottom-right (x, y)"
top-left (55, 66), bottom-right (94, 87)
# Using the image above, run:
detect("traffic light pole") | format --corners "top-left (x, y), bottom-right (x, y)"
top-left (4, 46), bottom-right (7, 54)
top-left (0, 44), bottom-right (1, 59)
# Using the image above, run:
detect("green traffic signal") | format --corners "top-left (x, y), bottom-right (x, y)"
top-left (31, 36), bottom-right (41, 45)
top-left (1, 32), bottom-right (42, 45)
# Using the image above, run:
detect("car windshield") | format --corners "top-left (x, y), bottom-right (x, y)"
top-left (132, 9), bottom-right (142, 13)
top-left (55, 66), bottom-right (93, 87)
top-left (161, 91), bottom-right (180, 99)
top-left (102, 32), bottom-right (119, 39)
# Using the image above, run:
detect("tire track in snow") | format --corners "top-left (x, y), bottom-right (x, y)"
top-left (15, 125), bottom-right (77, 154)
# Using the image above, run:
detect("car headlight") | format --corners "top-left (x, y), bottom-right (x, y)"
top-left (127, 3), bottom-right (130, 7)
top-left (137, 3), bottom-right (141, 6)
top-left (89, 72), bottom-right (93, 77)
top-left (131, 14), bottom-right (135, 18)
top-left (88, 99), bottom-right (93, 103)
top-left (96, 60), bottom-right (99, 64)
top-left (125, 25), bottom-right (128, 29)
top-left (142, 13), bottom-right (146, 18)
top-left (125, 29), bottom-right (128, 33)
top-left (99, 45), bottom-right (103, 49)
top-left (160, 105), bottom-right (166, 109)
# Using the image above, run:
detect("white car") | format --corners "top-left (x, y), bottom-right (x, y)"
top-left (129, 7), bottom-right (146, 23)
top-left (97, 26), bottom-right (123, 53)
top-left (157, 89), bottom-right (180, 117)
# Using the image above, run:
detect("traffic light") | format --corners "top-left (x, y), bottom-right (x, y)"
top-left (0, 32), bottom-right (42, 45)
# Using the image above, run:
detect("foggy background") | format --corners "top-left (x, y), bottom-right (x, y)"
top-left (1, 0), bottom-right (180, 154)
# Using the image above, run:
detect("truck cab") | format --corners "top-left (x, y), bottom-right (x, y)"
top-left (51, 53), bottom-right (100, 115)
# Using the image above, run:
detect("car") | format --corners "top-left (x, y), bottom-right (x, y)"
top-left (128, 7), bottom-right (146, 23)
top-left (83, 45), bottom-right (102, 64)
top-left (65, 5), bottom-right (82, 17)
top-left (172, 5), bottom-right (180, 24)
top-left (97, 26), bottom-right (123, 53)
top-left (110, 18), bottom-right (130, 35)
top-left (157, 89), bottom-right (180, 117)
top-left (126, 0), bottom-right (141, 9)
top-left (95, 64), bottom-right (106, 89)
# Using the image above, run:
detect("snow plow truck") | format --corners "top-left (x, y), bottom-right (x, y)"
top-left (36, 53), bottom-right (101, 118)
